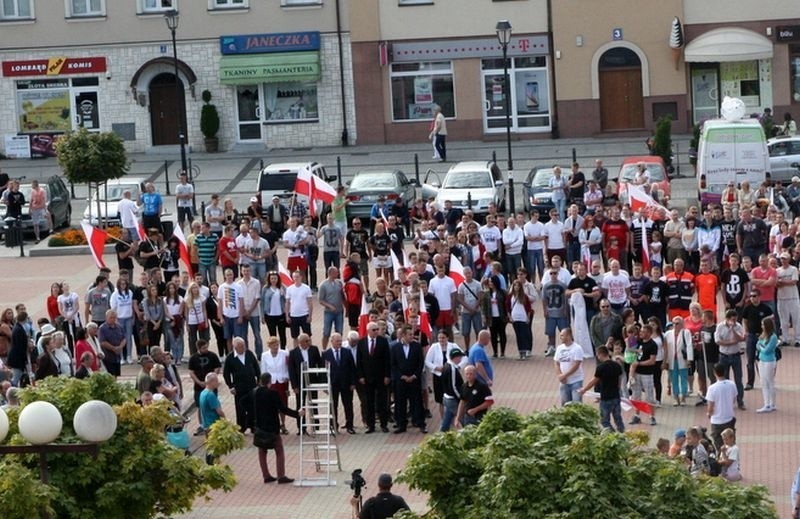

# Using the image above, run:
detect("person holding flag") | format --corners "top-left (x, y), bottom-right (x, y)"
top-left (630, 212), bottom-right (654, 270)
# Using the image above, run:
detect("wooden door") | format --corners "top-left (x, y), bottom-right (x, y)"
top-left (149, 73), bottom-right (185, 146)
top-left (599, 68), bottom-right (644, 130)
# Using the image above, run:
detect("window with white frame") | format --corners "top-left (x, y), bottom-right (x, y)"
top-left (211, 0), bottom-right (246, 8)
top-left (68, 0), bottom-right (104, 16)
top-left (140, 0), bottom-right (173, 13)
top-left (390, 62), bottom-right (455, 121)
top-left (1, 0), bottom-right (33, 19)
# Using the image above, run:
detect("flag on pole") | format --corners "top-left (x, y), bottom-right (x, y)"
top-left (581, 244), bottom-right (592, 271)
top-left (278, 260), bottom-right (293, 287)
top-left (311, 175), bottom-right (337, 204)
top-left (621, 397), bottom-right (654, 416)
top-left (80, 222), bottom-right (107, 269)
top-left (390, 249), bottom-right (405, 281)
top-left (378, 208), bottom-right (390, 227)
top-left (418, 289), bottom-right (432, 340)
top-left (640, 222), bottom-right (650, 272)
top-left (628, 185), bottom-right (669, 221)
top-left (294, 166), bottom-right (313, 197)
top-left (137, 222), bottom-right (147, 241)
top-left (448, 254), bottom-right (465, 287)
top-left (358, 293), bottom-right (371, 337)
top-left (171, 224), bottom-right (193, 278)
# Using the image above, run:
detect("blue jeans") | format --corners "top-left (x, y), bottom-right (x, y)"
top-left (199, 263), bottom-right (217, 285)
top-left (526, 249), bottom-right (545, 284)
top-left (559, 380), bottom-right (583, 406)
top-left (504, 253), bottom-right (522, 278)
top-left (118, 316), bottom-right (134, 360)
top-left (440, 396), bottom-right (459, 432)
top-left (566, 240), bottom-right (581, 267)
top-left (718, 353), bottom-right (745, 406)
top-left (250, 262), bottom-right (267, 284)
top-left (166, 325), bottom-right (185, 362)
top-left (553, 198), bottom-right (566, 221)
top-left (460, 311), bottom-right (482, 342)
top-left (236, 315), bottom-right (263, 357)
top-left (323, 310), bottom-right (344, 338)
top-left (599, 398), bottom-right (624, 432)
top-left (11, 367), bottom-right (24, 386)
top-left (669, 367), bottom-right (689, 397)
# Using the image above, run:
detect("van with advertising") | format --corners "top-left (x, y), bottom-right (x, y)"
top-left (697, 98), bottom-right (769, 208)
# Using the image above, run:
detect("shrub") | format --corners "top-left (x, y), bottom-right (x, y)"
top-left (48, 226), bottom-right (122, 247)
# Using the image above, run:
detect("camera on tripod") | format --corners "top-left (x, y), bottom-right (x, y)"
top-left (346, 468), bottom-right (366, 497)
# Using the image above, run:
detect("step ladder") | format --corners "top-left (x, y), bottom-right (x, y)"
top-left (295, 364), bottom-right (342, 487)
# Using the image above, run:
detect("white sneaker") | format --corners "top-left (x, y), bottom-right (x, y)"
top-left (121, 359), bottom-right (127, 365)
top-left (756, 406), bottom-right (770, 413)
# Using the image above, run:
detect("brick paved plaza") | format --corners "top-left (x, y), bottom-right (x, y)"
top-left (3, 252), bottom-right (799, 518)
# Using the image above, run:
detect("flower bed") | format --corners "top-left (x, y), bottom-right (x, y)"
top-left (48, 226), bottom-right (122, 247)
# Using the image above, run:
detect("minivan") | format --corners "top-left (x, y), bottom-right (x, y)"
top-left (697, 118), bottom-right (769, 208)
top-left (256, 162), bottom-right (334, 215)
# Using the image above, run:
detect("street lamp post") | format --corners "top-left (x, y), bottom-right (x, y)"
top-left (496, 20), bottom-right (515, 214)
top-left (164, 9), bottom-right (189, 177)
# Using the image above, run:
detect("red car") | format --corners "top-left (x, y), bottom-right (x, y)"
top-left (614, 156), bottom-right (671, 207)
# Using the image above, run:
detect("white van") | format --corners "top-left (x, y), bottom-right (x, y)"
top-left (256, 161), bottom-right (334, 214)
top-left (697, 118), bottom-right (769, 208)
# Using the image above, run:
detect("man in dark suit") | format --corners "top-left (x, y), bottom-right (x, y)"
top-left (222, 336), bottom-right (261, 433)
top-left (356, 322), bottom-right (391, 433)
top-left (322, 332), bottom-right (358, 434)
top-left (288, 332), bottom-right (323, 434)
top-left (390, 324), bottom-right (426, 433)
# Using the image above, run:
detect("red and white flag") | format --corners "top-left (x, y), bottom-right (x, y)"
top-left (171, 224), bottom-right (194, 278)
top-left (640, 223), bottom-right (650, 272)
top-left (390, 249), bottom-right (412, 281)
top-left (137, 222), bottom-right (147, 242)
top-left (80, 222), bottom-right (107, 269)
top-left (358, 293), bottom-right (371, 337)
top-left (278, 260), bottom-right (294, 287)
top-left (378, 208), bottom-right (390, 227)
top-left (294, 166), bottom-right (313, 197)
top-left (418, 290), bottom-right (432, 341)
top-left (311, 175), bottom-right (337, 204)
top-left (448, 254), bottom-right (465, 287)
top-left (628, 185), bottom-right (669, 221)
top-left (621, 397), bottom-right (654, 416)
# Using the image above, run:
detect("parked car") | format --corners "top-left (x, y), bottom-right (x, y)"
top-left (615, 156), bottom-right (672, 206)
top-left (522, 167), bottom-right (559, 214)
top-left (256, 162), bottom-right (336, 216)
top-left (768, 135), bottom-right (800, 185)
top-left (83, 177), bottom-right (146, 226)
top-left (0, 176), bottom-right (72, 235)
top-left (345, 168), bottom-right (416, 220)
top-left (421, 160), bottom-right (506, 217)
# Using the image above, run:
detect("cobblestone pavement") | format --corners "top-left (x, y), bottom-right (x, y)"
top-left (3, 249), bottom-right (798, 519)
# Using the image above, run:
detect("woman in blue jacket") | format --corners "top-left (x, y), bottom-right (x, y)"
top-left (756, 316), bottom-right (778, 413)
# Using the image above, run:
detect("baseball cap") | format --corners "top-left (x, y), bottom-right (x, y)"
top-left (449, 349), bottom-right (465, 360)
top-left (674, 428), bottom-right (686, 439)
top-left (272, 195), bottom-right (280, 200)
top-left (781, 252), bottom-right (791, 259)
top-left (250, 196), bottom-right (258, 203)
top-left (378, 473), bottom-right (393, 487)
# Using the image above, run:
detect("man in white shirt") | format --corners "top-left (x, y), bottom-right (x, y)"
top-left (632, 162), bottom-right (651, 185)
top-left (478, 215), bottom-right (502, 254)
top-left (286, 270), bottom-right (313, 347)
top-left (776, 252), bottom-right (800, 346)
top-left (118, 190), bottom-right (140, 242)
top-left (237, 264), bottom-right (263, 357)
top-left (523, 211), bottom-right (546, 284)
top-left (563, 204), bottom-right (584, 269)
top-left (235, 223), bottom-right (251, 274)
top-left (282, 217), bottom-right (309, 278)
top-left (601, 259), bottom-right (631, 313)
top-left (428, 265), bottom-right (457, 338)
top-left (502, 216), bottom-right (524, 278)
top-left (217, 268), bottom-right (244, 355)
top-left (706, 362), bottom-right (739, 452)
top-left (543, 208), bottom-right (566, 267)
top-left (175, 172), bottom-right (194, 230)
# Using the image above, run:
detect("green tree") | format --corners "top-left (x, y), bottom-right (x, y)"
top-left (55, 128), bottom-right (130, 227)
top-left (1, 374), bottom-right (240, 518)
top-left (652, 115), bottom-right (673, 169)
top-left (397, 405), bottom-right (778, 519)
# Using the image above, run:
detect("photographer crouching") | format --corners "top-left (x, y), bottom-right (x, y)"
top-left (348, 472), bottom-right (409, 519)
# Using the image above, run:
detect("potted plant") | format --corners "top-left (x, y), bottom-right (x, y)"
top-left (200, 89), bottom-right (220, 153)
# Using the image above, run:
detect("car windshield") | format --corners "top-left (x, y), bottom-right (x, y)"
top-left (96, 185), bottom-right (139, 201)
top-left (532, 169), bottom-right (554, 187)
top-left (351, 173), bottom-right (397, 190)
top-left (620, 163), bottom-right (665, 182)
top-left (259, 173), bottom-right (297, 192)
top-left (442, 171), bottom-right (492, 189)
top-left (1, 184), bottom-right (50, 205)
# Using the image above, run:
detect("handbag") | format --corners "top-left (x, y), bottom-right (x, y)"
top-left (166, 425), bottom-right (190, 450)
top-left (253, 428), bottom-right (278, 449)
top-left (194, 306), bottom-right (208, 331)
top-left (171, 313), bottom-right (185, 332)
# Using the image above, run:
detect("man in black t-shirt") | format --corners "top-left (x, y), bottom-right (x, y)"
top-left (720, 253), bottom-right (749, 318)
top-left (568, 162), bottom-right (585, 207)
top-left (456, 365), bottom-right (494, 427)
top-left (578, 345), bottom-right (624, 432)
top-left (188, 339), bottom-right (221, 434)
top-left (642, 266), bottom-right (667, 326)
top-left (386, 216), bottom-right (406, 262)
top-left (346, 219), bottom-right (370, 288)
top-left (567, 264), bottom-right (600, 325)
top-left (116, 228), bottom-right (136, 273)
top-left (629, 324), bottom-right (658, 426)
top-left (353, 473), bottom-right (409, 519)
top-left (4, 180), bottom-right (25, 219)
top-left (741, 290), bottom-right (773, 390)
top-left (258, 218), bottom-right (279, 272)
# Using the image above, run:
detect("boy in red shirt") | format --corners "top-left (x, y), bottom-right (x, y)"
top-left (695, 258), bottom-right (719, 316)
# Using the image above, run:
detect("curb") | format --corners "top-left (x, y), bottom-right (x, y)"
top-left (28, 243), bottom-right (115, 258)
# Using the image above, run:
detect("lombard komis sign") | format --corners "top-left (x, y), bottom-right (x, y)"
top-left (220, 32), bottom-right (320, 55)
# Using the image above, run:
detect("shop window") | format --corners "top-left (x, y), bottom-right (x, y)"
top-left (68, 0), bottom-right (104, 16)
top-left (791, 46), bottom-right (800, 103)
top-left (652, 102), bottom-right (678, 122)
top-left (720, 61), bottom-right (760, 108)
top-left (210, 0), bottom-right (246, 8)
top-left (390, 62), bottom-right (455, 121)
top-left (481, 57), bottom-right (550, 132)
top-left (139, 0), bottom-right (174, 13)
top-left (262, 82), bottom-right (318, 123)
top-left (1, 0), bottom-right (33, 19)
top-left (16, 78), bottom-right (101, 134)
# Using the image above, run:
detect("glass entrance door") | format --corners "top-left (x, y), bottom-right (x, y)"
top-left (482, 72), bottom-right (514, 133)
top-left (236, 85), bottom-right (262, 141)
top-left (73, 90), bottom-right (100, 131)
top-left (691, 67), bottom-right (719, 125)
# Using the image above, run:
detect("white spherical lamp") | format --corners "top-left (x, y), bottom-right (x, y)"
top-left (74, 400), bottom-right (117, 443)
top-left (0, 408), bottom-right (9, 443)
top-left (18, 401), bottom-right (63, 445)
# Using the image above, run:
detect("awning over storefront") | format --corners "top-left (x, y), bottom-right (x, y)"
top-left (684, 27), bottom-right (773, 62)
top-left (219, 52), bottom-right (320, 85)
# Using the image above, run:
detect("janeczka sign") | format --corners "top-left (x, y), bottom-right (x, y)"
top-left (2, 57), bottom-right (106, 77)
top-left (220, 32), bottom-right (320, 55)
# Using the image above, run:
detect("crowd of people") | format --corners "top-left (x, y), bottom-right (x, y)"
top-left (2, 162), bottom-right (799, 490)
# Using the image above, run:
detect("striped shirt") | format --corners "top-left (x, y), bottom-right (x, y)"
top-left (195, 233), bottom-right (219, 266)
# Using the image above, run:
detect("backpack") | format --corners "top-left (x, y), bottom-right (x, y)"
top-left (776, 345), bottom-right (783, 361)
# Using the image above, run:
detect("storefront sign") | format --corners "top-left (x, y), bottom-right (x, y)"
top-left (4, 135), bottom-right (31, 158)
top-left (220, 32), bottom-right (320, 55)
top-left (776, 25), bottom-right (800, 42)
top-left (2, 57), bottom-right (106, 77)
top-left (392, 35), bottom-right (548, 63)
top-left (219, 52), bottom-right (320, 85)
top-left (414, 77), bottom-right (432, 104)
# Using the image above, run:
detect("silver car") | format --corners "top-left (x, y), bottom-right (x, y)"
top-left (421, 160), bottom-right (506, 215)
top-left (768, 136), bottom-right (800, 185)
top-left (345, 168), bottom-right (416, 220)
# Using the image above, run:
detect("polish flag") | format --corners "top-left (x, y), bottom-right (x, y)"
top-left (294, 166), bottom-right (313, 197)
top-left (378, 208), bottom-right (390, 226)
top-left (137, 223), bottom-right (147, 241)
top-left (171, 224), bottom-right (193, 278)
top-left (391, 249), bottom-right (411, 281)
top-left (628, 185), bottom-right (669, 221)
top-left (621, 397), bottom-right (654, 416)
top-left (640, 223), bottom-right (650, 272)
top-left (277, 260), bottom-right (294, 287)
top-left (418, 289), bottom-right (432, 341)
top-left (311, 175), bottom-right (337, 204)
top-left (80, 222), bottom-right (107, 269)
top-left (358, 293), bottom-right (371, 337)
top-left (448, 254), bottom-right (465, 287)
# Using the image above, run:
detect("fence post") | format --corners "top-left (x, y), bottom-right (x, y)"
top-left (572, 147), bottom-right (577, 164)
top-left (200, 201), bottom-right (206, 223)
top-left (492, 150), bottom-right (497, 165)
top-left (414, 154), bottom-right (420, 186)
top-left (337, 156), bottom-right (343, 187)
top-left (164, 160), bottom-right (171, 195)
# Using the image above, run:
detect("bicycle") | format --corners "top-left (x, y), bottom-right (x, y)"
top-left (175, 164), bottom-right (201, 181)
